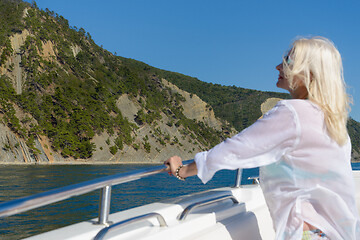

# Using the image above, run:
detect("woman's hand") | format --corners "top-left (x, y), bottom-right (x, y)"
top-left (164, 156), bottom-right (183, 177)
top-left (164, 156), bottom-right (198, 180)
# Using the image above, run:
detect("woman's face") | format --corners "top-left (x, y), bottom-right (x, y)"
top-left (276, 53), bottom-right (308, 99)
top-left (276, 63), bottom-right (290, 91)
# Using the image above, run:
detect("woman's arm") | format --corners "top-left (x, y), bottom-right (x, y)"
top-left (165, 101), bottom-right (299, 183)
top-left (194, 101), bottom-right (299, 184)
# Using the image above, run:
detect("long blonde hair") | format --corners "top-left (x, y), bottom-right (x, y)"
top-left (283, 36), bottom-right (350, 145)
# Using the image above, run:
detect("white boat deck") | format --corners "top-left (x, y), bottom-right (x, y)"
top-left (25, 185), bottom-right (274, 240)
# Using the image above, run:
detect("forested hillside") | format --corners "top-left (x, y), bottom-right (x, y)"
top-left (0, 0), bottom-right (359, 163)
top-left (0, 0), bottom-right (234, 162)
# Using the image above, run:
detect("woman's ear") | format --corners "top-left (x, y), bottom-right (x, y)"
top-left (310, 71), bottom-right (314, 83)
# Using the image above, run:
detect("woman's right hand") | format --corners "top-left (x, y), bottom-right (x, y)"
top-left (164, 156), bottom-right (198, 180)
top-left (164, 156), bottom-right (183, 177)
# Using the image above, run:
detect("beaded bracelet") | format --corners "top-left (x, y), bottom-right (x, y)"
top-left (175, 165), bottom-right (186, 181)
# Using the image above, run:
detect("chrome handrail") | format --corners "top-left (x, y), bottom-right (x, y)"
top-left (0, 159), bottom-right (193, 224)
top-left (178, 194), bottom-right (240, 221)
top-left (94, 212), bottom-right (167, 240)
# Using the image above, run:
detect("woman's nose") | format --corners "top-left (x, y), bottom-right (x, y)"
top-left (276, 63), bottom-right (282, 71)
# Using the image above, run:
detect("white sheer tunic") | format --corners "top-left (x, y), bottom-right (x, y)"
top-left (194, 100), bottom-right (360, 240)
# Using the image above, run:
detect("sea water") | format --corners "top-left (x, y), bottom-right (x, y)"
top-left (0, 163), bottom-right (359, 240)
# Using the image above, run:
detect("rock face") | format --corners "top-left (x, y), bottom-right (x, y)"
top-left (0, 29), bottom-right (31, 94)
top-left (0, 104), bottom-right (75, 164)
top-left (116, 94), bottom-right (141, 125)
top-left (88, 92), bottom-right (227, 163)
top-left (162, 79), bottom-right (223, 131)
top-left (260, 98), bottom-right (282, 115)
top-left (0, 123), bottom-right (25, 163)
top-left (0, 123), bottom-right (56, 163)
top-left (42, 40), bottom-right (57, 60)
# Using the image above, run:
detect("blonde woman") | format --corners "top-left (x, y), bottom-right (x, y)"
top-left (165, 37), bottom-right (360, 239)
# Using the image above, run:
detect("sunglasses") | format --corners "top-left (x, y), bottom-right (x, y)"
top-left (283, 51), bottom-right (294, 65)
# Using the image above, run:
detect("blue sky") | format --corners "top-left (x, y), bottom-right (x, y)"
top-left (27, 0), bottom-right (360, 121)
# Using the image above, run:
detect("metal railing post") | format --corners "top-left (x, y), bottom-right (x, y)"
top-left (97, 185), bottom-right (112, 225)
top-left (233, 169), bottom-right (243, 188)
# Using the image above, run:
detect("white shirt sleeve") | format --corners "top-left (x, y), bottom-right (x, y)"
top-left (194, 101), bottom-right (300, 184)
